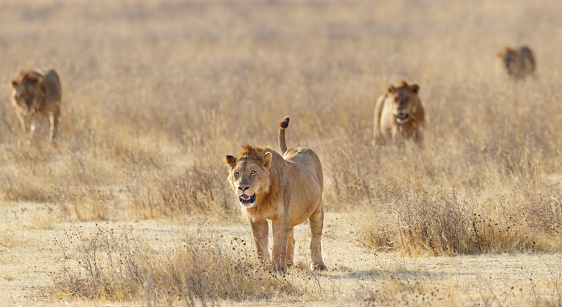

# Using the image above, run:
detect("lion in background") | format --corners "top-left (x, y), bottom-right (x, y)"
top-left (496, 46), bottom-right (536, 80)
top-left (224, 116), bottom-right (327, 272)
top-left (373, 80), bottom-right (425, 145)
top-left (10, 69), bottom-right (62, 144)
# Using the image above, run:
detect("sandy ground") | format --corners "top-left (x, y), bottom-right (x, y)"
top-left (1, 200), bottom-right (560, 306)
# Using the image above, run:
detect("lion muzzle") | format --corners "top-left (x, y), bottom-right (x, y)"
top-left (237, 185), bottom-right (257, 207)
top-left (238, 193), bottom-right (257, 208)
top-left (396, 112), bottom-right (409, 124)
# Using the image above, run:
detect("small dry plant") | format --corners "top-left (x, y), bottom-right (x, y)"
top-left (357, 275), bottom-right (455, 306)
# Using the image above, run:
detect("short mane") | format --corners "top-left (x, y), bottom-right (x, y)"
top-left (16, 70), bottom-right (43, 84)
top-left (238, 144), bottom-right (269, 161)
top-left (397, 80), bottom-right (409, 89)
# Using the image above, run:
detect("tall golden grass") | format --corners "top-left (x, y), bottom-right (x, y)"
top-left (1, 0), bottom-right (562, 303)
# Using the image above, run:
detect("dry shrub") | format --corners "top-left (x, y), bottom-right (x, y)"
top-left (158, 162), bottom-right (233, 215)
top-left (54, 226), bottom-right (303, 304)
top-left (395, 193), bottom-right (475, 256)
top-left (0, 147), bottom-right (58, 202)
top-left (359, 191), bottom-right (562, 256)
top-left (324, 145), bottom-right (376, 210)
top-left (55, 187), bottom-right (117, 222)
top-left (129, 161), bottom-right (235, 220)
top-left (0, 175), bottom-right (55, 203)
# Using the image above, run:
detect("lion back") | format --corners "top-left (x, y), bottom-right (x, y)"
top-left (519, 46), bottom-right (536, 75)
top-left (38, 69), bottom-right (62, 113)
top-left (284, 147), bottom-right (323, 190)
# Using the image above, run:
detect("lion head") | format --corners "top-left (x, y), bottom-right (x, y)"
top-left (386, 80), bottom-right (421, 124)
top-left (497, 47), bottom-right (519, 77)
top-left (10, 70), bottom-right (46, 115)
top-left (224, 145), bottom-right (272, 209)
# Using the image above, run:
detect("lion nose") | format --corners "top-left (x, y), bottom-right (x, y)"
top-left (238, 185), bottom-right (250, 192)
top-left (398, 104), bottom-right (405, 110)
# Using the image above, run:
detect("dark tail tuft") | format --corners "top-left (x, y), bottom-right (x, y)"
top-left (280, 116), bottom-right (290, 129)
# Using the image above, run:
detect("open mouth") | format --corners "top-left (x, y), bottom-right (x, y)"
top-left (239, 194), bottom-right (256, 206)
top-left (396, 112), bottom-right (409, 123)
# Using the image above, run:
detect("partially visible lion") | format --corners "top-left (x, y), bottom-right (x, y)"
top-left (373, 80), bottom-right (425, 145)
top-left (496, 46), bottom-right (536, 80)
top-left (224, 116), bottom-right (327, 272)
top-left (10, 69), bottom-right (62, 144)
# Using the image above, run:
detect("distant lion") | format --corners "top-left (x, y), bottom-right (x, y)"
top-left (10, 69), bottom-right (62, 144)
top-left (373, 80), bottom-right (425, 145)
top-left (496, 46), bottom-right (536, 80)
top-left (224, 116), bottom-right (327, 272)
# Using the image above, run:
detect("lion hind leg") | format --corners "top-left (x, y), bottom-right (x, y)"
top-left (309, 202), bottom-right (327, 271)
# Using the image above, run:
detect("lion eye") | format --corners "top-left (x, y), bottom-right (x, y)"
top-left (234, 172), bottom-right (239, 177)
top-left (250, 171), bottom-right (257, 176)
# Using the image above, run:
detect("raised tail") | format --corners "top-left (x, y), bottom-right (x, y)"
top-left (279, 116), bottom-right (290, 155)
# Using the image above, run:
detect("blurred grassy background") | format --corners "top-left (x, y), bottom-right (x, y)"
top-left (0, 0), bottom-right (561, 253)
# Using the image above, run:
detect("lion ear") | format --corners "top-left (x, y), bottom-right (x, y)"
top-left (262, 152), bottom-right (272, 169)
top-left (410, 84), bottom-right (420, 94)
top-left (224, 155), bottom-right (237, 168)
top-left (10, 80), bottom-right (18, 89)
top-left (387, 85), bottom-right (395, 94)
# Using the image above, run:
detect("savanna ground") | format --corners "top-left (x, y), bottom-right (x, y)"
top-left (1, 0), bottom-right (562, 305)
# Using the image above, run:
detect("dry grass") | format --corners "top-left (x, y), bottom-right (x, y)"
top-left (1, 0), bottom-right (562, 305)
top-left (53, 225), bottom-right (311, 304)
top-left (358, 192), bottom-right (562, 256)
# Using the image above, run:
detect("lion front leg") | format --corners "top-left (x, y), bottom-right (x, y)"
top-left (17, 114), bottom-right (28, 133)
top-left (249, 218), bottom-right (270, 264)
top-left (286, 227), bottom-right (296, 267)
top-left (413, 129), bottom-right (423, 147)
top-left (309, 202), bottom-right (327, 271)
top-left (48, 112), bottom-right (59, 144)
top-left (271, 216), bottom-right (289, 272)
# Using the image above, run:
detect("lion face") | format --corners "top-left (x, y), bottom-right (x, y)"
top-left (224, 151), bottom-right (272, 209)
top-left (386, 82), bottom-right (420, 124)
top-left (11, 72), bottom-right (45, 115)
top-left (497, 47), bottom-right (519, 77)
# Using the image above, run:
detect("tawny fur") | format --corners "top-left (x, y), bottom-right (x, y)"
top-left (224, 116), bottom-right (327, 271)
top-left (496, 46), bottom-right (536, 80)
top-left (10, 69), bottom-right (62, 144)
top-left (373, 80), bottom-right (425, 145)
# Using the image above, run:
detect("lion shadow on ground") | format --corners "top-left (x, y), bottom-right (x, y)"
top-left (323, 269), bottom-right (476, 281)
